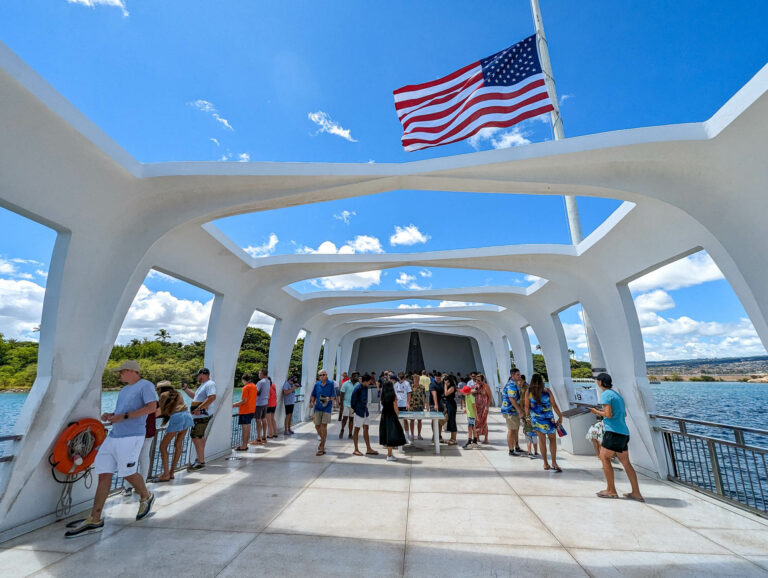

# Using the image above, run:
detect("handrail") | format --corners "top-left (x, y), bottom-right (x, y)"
top-left (653, 426), bottom-right (768, 454)
top-left (650, 414), bottom-right (768, 437)
top-left (653, 413), bottom-right (767, 517)
top-left (0, 434), bottom-right (23, 442)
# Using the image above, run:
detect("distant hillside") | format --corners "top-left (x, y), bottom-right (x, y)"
top-left (646, 355), bottom-right (768, 376)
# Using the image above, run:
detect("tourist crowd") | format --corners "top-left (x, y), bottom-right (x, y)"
top-left (64, 362), bottom-right (642, 539)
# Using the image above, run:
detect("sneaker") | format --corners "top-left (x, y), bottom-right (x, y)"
top-left (191, 462), bottom-right (206, 470)
top-left (136, 492), bottom-right (155, 520)
top-left (386, 455), bottom-right (398, 462)
top-left (509, 449), bottom-right (523, 457)
top-left (463, 441), bottom-right (472, 449)
top-left (121, 487), bottom-right (133, 497)
top-left (64, 516), bottom-right (104, 539)
top-left (187, 460), bottom-right (200, 471)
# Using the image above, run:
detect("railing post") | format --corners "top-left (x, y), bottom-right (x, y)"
top-left (708, 439), bottom-right (724, 496)
top-left (664, 432), bottom-right (679, 479)
top-left (678, 420), bottom-right (687, 435)
top-left (734, 428), bottom-right (746, 446)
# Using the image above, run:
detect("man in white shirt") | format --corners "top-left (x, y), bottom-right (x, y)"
top-left (182, 367), bottom-right (217, 470)
top-left (395, 372), bottom-right (413, 441)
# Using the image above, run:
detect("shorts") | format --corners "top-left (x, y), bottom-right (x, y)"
top-left (353, 414), bottom-right (371, 428)
top-left (342, 406), bottom-right (354, 418)
top-left (526, 431), bottom-right (538, 442)
top-left (190, 416), bottom-right (212, 439)
top-left (467, 417), bottom-right (476, 427)
top-left (284, 404), bottom-right (295, 415)
top-left (314, 411), bottom-right (332, 425)
top-left (93, 435), bottom-right (144, 477)
top-left (504, 414), bottom-right (521, 430)
top-left (238, 413), bottom-right (254, 425)
top-left (255, 405), bottom-right (267, 420)
top-left (167, 411), bottom-right (194, 433)
top-left (602, 431), bottom-right (630, 453)
top-left (398, 406), bottom-right (408, 417)
top-left (267, 406), bottom-right (276, 414)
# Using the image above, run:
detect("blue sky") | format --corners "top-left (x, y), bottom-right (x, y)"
top-left (1, 1), bottom-right (767, 361)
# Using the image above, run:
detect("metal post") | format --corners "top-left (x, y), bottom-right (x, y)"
top-left (530, 0), bottom-right (606, 371)
top-left (708, 439), bottom-right (725, 496)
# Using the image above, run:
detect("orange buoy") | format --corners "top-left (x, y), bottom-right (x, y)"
top-left (51, 419), bottom-right (107, 475)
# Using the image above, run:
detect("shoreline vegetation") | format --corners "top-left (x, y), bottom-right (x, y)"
top-left (2, 329), bottom-right (767, 392)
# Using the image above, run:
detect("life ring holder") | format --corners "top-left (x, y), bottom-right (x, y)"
top-left (48, 418), bottom-right (107, 517)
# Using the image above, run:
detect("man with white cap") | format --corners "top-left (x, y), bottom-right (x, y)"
top-left (181, 367), bottom-right (217, 470)
top-left (65, 360), bottom-right (158, 538)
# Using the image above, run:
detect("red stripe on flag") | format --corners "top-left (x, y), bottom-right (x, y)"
top-left (402, 104), bottom-right (555, 150)
top-left (403, 91), bottom-right (551, 143)
top-left (395, 71), bottom-right (483, 117)
top-left (401, 78), bottom-right (547, 133)
top-left (393, 60), bottom-right (479, 97)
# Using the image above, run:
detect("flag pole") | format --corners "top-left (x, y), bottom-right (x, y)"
top-left (529, 0), bottom-right (581, 244)
top-left (530, 0), bottom-right (606, 373)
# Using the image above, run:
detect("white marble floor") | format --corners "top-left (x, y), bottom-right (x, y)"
top-left (2, 410), bottom-right (767, 577)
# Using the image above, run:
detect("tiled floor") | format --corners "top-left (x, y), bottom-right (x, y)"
top-left (2, 410), bottom-right (767, 577)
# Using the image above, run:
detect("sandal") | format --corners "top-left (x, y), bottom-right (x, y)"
top-left (597, 491), bottom-right (620, 499)
top-left (366, 450), bottom-right (380, 455)
top-left (553, 466), bottom-right (563, 473)
top-left (446, 440), bottom-right (457, 445)
top-left (623, 493), bottom-right (646, 502)
top-left (543, 464), bottom-right (551, 471)
top-left (316, 450), bottom-right (326, 456)
top-left (352, 450), bottom-right (363, 456)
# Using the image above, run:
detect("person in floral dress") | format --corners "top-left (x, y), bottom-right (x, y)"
top-left (473, 373), bottom-right (492, 444)
top-left (410, 372), bottom-right (425, 440)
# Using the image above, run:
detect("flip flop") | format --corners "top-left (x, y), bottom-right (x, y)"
top-left (623, 493), bottom-right (646, 502)
top-left (553, 466), bottom-right (563, 473)
top-left (366, 450), bottom-right (380, 455)
top-left (597, 491), bottom-right (620, 499)
top-left (352, 450), bottom-right (363, 456)
top-left (543, 465), bottom-right (551, 471)
top-left (315, 450), bottom-right (326, 456)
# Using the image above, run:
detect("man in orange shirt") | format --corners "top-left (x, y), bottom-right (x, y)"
top-left (233, 373), bottom-right (257, 450)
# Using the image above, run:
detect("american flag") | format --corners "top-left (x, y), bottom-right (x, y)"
top-left (394, 34), bottom-right (554, 152)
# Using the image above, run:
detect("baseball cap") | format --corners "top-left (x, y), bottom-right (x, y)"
top-left (196, 368), bottom-right (210, 376)
top-left (112, 360), bottom-right (141, 373)
top-left (462, 385), bottom-right (471, 395)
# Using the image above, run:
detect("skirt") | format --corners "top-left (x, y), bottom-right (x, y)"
top-left (166, 411), bottom-right (194, 433)
top-left (379, 412), bottom-right (407, 448)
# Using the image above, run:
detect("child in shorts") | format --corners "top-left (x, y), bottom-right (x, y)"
top-left (462, 385), bottom-right (477, 449)
top-left (520, 377), bottom-right (538, 458)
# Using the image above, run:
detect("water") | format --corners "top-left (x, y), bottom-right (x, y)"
top-left (1, 382), bottom-right (766, 450)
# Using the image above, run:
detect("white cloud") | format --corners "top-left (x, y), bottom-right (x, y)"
top-left (559, 93), bottom-right (574, 104)
top-left (524, 274), bottom-right (542, 283)
top-left (630, 252), bottom-right (724, 292)
top-left (467, 126), bottom-right (531, 150)
top-left (419, 269), bottom-right (432, 278)
top-left (634, 289), bottom-right (675, 315)
top-left (248, 310), bottom-right (276, 334)
top-left (210, 138), bottom-right (220, 146)
top-left (244, 233), bottom-right (279, 258)
top-left (35, 269), bottom-right (48, 279)
top-left (347, 235), bottom-right (383, 254)
top-left (395, 272), bottom-right (430, 290)
top-left (333, 210), bottom-right (356, 224)
top-left (0, 258), bottom-right (17, 275)
top-left (116, 285), bottom-right (213, 343)
top-left (146, 269), bottom-right (179, 283)
top-left (238, 153), bottom-right (250, 162)
top-left (438, 300), bottom-right (478, 308)
top-left (298, 236), bottom-right (384, 290)
top-left (67, 0), bottom-right (128, 17)
top-left (397, 304), bottom-right (423, 309)
top-left (307, 111), bottom-right (357, 142)
top-left (0, 278), bottom-right (46, 339)
top-left (188, 99), bottom-right (234, 131)
top-left (389, 224), bottom-right (431, 246)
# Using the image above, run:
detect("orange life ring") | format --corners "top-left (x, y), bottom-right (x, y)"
top-left (52, 418), bottom-right (107, 475)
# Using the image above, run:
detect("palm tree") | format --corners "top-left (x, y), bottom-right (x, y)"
top-left (568, 348), bottom-right (575, 358)
top-left (155, 329), bottom-right (171, 343)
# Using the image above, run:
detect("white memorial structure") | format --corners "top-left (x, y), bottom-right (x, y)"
top-left (1, 39), bottom-right (767, 538)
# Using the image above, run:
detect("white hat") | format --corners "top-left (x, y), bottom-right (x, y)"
top-left (112, 360), bottom-right (141, 373)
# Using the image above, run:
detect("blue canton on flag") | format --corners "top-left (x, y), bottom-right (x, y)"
top-left (481, 35), bottom-right (543, 87)
top-left (394, 34), bottom-right (554, 151)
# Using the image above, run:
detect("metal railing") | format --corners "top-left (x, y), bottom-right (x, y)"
top-left (651, 414), bottom-right (768, 517)
top-left (0, 434), bottom-right (23, 463)
top-left (109, 407), bottom-right (305, 492)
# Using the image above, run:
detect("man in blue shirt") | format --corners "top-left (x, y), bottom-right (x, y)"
top-left (590, 372), bottom-right (644, 502)
top-left (310, 370), bottom-right (335, 456)
top-left (350, 374), bottom-right (379, 456)
top-left (501, 368), bottom-right (525, 456)
top-left (65, 360), bottom-right (158, 538)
